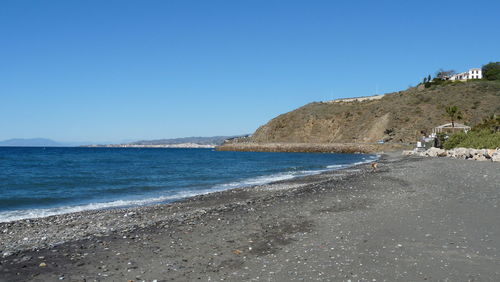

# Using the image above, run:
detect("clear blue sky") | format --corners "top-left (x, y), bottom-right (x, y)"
top-left (1, 0), bottom-right (499, 143)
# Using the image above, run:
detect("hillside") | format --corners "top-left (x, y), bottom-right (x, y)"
top-left (250, 81), bottom-right (500, 144)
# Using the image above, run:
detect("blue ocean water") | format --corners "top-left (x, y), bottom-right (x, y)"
top-left (0, 147), bottom-right (377, 222)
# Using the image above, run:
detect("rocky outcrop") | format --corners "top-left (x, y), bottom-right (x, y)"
top-left (403, 147), bottom-right (500, 162)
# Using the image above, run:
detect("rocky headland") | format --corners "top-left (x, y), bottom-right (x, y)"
top-left (218, 81), bottom-right (500, 153)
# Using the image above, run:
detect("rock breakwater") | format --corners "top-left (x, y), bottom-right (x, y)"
top-left (217, 142), bottom-right (411, 154)
top-left (403, 147), bottom-right (500, 161)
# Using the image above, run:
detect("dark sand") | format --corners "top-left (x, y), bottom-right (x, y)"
top-left (1, 153), bottom-right (499, 281)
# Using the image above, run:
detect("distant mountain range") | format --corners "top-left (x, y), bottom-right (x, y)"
top-left (0, 135), bottom-right (249, 147)
top-left (0, 138), bottom-right (64, 147)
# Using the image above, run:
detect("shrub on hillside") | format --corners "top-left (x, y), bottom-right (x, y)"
top-left (482, 62), bottom-right (500, 81)
top-left (473, 115), bottom-right (500, 132)
top-left (443, 132), bottom-right (466, 149)
top-left (443, 130), bottom-right (500, 149)
top-left (424, 78), bottom-right (458, 88)
top-left (443, 115), bottom-right (500, 149)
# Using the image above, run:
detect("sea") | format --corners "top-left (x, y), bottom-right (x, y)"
top-left (0, 147), bottom-right (378, 223)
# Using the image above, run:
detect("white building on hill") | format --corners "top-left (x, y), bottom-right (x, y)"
top-left (448, 68), bottom-right (482, 81)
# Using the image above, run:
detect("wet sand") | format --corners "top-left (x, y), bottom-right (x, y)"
top-left (1, 152), bottom-right (499, 281)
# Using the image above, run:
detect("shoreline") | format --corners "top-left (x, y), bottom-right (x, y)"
top-left (0, 156), bottom-right (377, 255)
top-left (1, 152), bottom-right (499, 281)
top-left (0, 153), bottom-right (378, 224)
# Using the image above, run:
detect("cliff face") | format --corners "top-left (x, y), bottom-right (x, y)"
top-left (251, 81), bottom-right (500, 144)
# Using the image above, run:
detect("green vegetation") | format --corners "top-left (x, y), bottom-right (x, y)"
top-left (444, 115), bottom-right (500, 149)
top-left (423, 76), bottom-right (461, 88)
top-left (444, 105), bottom-right (462, 127)
top-left (482, 62), bottom-right (500, 81)
top-left (422, 75), bottom-right (432, 85)
top-left (420, 62), bottom-right (500, 88)
top-left (473, 115), bottom-right (500, 132)
top-left (420, 69), bottom-right (456, 88)
top-left (428, 78), bottom-right (459, 87)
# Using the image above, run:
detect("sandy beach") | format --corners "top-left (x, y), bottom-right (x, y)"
top-left (1, 152), bottom-right (499, 281)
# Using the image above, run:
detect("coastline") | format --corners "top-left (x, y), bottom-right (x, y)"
top-left (1, 153), bottom-right (499, 281)
top-left (0, 156), bottom-right (377, 255)
top-left (0, 152), bottom-right (378, 224)
top-left (82, 143), bottom-right (216, 148)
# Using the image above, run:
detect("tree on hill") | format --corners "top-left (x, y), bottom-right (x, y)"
top-left (445, 106), bottom-right (462, 128)
top-left (436, 69), bottom-right (456, 80)
top-left (482, 62), bottom-right (500, 80)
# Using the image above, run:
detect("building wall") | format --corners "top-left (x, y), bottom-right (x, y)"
top-left (449, 68), bottom-right (482, 81)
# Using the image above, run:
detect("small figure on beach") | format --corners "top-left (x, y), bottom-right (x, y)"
top-left (371, 162), bottom-right (378, 172)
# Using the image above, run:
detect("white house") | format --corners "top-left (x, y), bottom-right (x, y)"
top-left (448, 68), bottom-right (482, 81)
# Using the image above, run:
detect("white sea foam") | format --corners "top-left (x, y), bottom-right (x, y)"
top-left (0, 188), bottom-right (223, 223)
top-left (327, 155), bottom-right (378, 169)
top-left (0, 155), bottom-right (379, 223)
top-left (216, 154), bottom-right (378, 189)
top-left (217, 171), bottom-right (312, 189)
top-left (326, 164), bottom-right (347, 169)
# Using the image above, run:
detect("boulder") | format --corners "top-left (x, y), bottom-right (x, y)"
top-left (471, 154), bottom-right (489, 161)
top-left (426, 147), bottom-right (446, 157)
top-left (402, 150), bottom-right (416, 156)
top-left (486, 149), bottom-right (497, 158)
top-left (438, 149), bottom-right (448, 157)
top-left (469, 150), bottom-right (479, 159)
top-left (492, 152), bottom-right (500, 162)
top-left (451, 147), bottom-right (471, 159)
